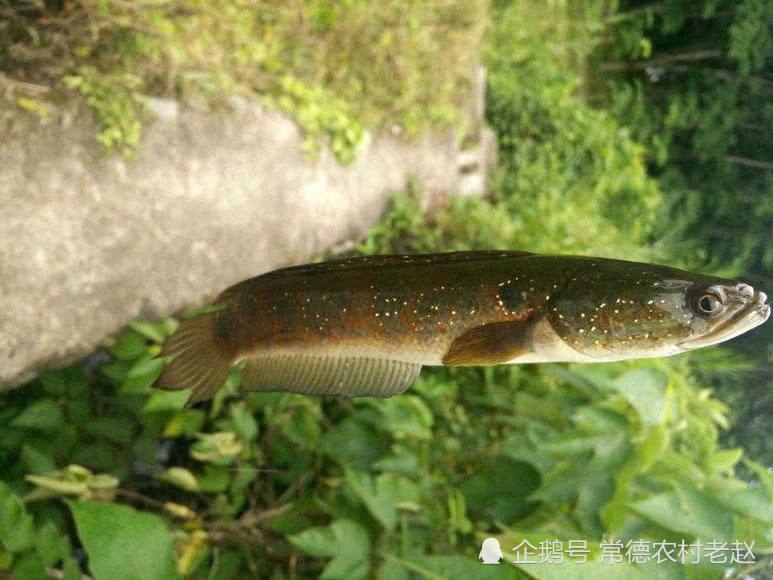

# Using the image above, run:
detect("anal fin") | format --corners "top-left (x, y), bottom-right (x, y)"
top-left (442, 321), bottom-right (533, 366)
top-left (240, 353), bottom-right (422, 398)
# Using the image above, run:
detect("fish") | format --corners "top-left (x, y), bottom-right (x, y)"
top-left (152, 251), bottom-right (770, 403)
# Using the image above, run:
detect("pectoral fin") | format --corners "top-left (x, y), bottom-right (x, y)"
top-left (442, 321), bottom-right (533, 366)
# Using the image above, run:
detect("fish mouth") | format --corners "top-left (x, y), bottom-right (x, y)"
top-left (679, 285), bottom-right (770, 350)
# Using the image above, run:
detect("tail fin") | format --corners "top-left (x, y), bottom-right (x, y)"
top-left (153, 307), bottom-right (236, 404)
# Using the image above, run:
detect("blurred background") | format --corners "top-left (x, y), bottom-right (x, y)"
top-left (0, 0), bottom-right (771, 578)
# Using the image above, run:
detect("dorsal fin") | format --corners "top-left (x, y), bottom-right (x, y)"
top-left (442, 321), bottom-right (534, 366)
top-left (252, 251), bottom-right (536, 281)
top-left (239, 353), bottom-right (422, 398)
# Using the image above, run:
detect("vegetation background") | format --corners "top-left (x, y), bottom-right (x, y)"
top-left (1, 0), bottom-right (771, 578)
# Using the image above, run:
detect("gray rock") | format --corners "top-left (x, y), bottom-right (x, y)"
top-left (0, 98), bottom-right (488, 389)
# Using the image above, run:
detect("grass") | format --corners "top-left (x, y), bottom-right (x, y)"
top-left (0, 0), bottom-right (487, 159)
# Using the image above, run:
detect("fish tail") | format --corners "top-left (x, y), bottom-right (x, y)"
top-left (153, 304), bottom-right (237, 404)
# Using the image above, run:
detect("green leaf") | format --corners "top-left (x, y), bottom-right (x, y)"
top-left (229, 403), bottom-right (259, 442)
top-left (62, 556), bottom-right (81, 580)
top-left (613, 369), bottom-right (667, 426)
top-left (35, 521), bottom-right (70, 567)
top-left (511, 556), bottom-right (653, 580)
top-left (572, 406), bottom-right (628, 434)
top-left (707, 478), bottom-right (773, 524)
top-left (71, 442), bottom-right (120, 473)
top-left (376, 557), bottom-right (411, 580)
top-left (197, 466), bottom-right (231, 493)
top-left (575, 472), bottom-right (614, 536)
top-left (345, 470), bottom-right (419, 531)
top-left (290, 526), bottom-right (337, 558)
top-left (630, 485), bottom-right (733, 541)
top-left (320, 417), bottom-right (386, 471)
top-left (81, 417), bottom-right (135, 444)
top-left (289, 519), bottom-right (370, 580)
top-left (119, 356), bottom-right (165, 394)
top-left (190, 432), bottom-right (243, 465)
top-left (162, 409), bottom-right (206, 438)
top-left (26, 474), bottom-right (88, 497)
top-left (65, 394), bottom-right (92, 425)
top-left (67, 500), bottom-right (181, 580)
top-left (20, 445), bottom-right (57, 475)
top-left (0, 482), bottom-right (35, 552)
top-left (182, 304), bottom-right (227, 319)
top-left (157, 467), bottom-right (200, 492)
top-left (109, 330), bottom-right (148, 361)
top-left (388, 554), bottom-right (518, 579)
top-left (203, 549), bottom-right (242, 580)
top-left (372, 445), bottom-right (420, 475)
top-left (142, 389), bottom-right (190, 413)
top-left (276, 402), bottom-right (320, 448)
top-left (101, 359), bottom-right (134, 385)
top-left (706, 448), bottom-right (742, 473)
top-left (129, 321), bottom-right (168, 344)
top-left (373, 395), bottom-right (434, 440)
top-left (10, 399), bottom-right (64, 432)
top-left (11, 550), bottom-right (46, 580)
top-left (601, 426), bottom-right (668, 533)
top-left (462, 457), bottom-right (540, 523)
top-left (39, 369), bottom-right (68, 395)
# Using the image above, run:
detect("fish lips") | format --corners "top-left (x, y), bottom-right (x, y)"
top-left (678, 287), bottom-right (770, 350)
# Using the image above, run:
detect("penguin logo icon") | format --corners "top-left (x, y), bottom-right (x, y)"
top-left (479, 537), bottom-right (503, 565)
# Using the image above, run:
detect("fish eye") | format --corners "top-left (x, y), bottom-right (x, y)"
top-left (697, 293), bottom-right (723, 315)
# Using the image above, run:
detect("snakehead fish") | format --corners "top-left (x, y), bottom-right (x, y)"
top-left (153, 251), bottom-right (770, 403)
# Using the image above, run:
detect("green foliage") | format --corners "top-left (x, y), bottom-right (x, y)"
top-left (67, 501), bottom-right (180, 580)
top-left (356, 1), bottom-right (661, 262)
top-left (595, 0), bottom-right (773, 469)
top-left (729, 0), bottom-right (773, 75)
top-left (0, 1), bottom-right (769, 579)
top-left (0, 186), bottom-right (768, 579)
top-left (25, 464), bottom-right (119, 501)
top-left (359, 3), bottom-right (661, 263)
top-left (486, 1), bottom-right (661, 258)
top-left (0, 481), bottom-right (79, 579)
top-left (1, 324), bottom-right (768, 578)
top-left (596, 0), bottom-right (773, 275)
top-left (1, 0), bottom-right (485, 160)
top-left (289, 519), bottom-right (370, 579)
top-left (263, 76), bottom-right (364, 163)
top-left (62, 67), bottom-right (145, 157)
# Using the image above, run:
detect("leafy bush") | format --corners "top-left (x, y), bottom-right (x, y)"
top-left (594, 0), bottom-right (773, 470)
top-left (1, 311), bottom-right (769, 578)
top-left (359, 1), bottom-right (661, 263)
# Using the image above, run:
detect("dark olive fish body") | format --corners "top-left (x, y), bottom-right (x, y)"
top-left (154, 252), bottom-right (770, 402)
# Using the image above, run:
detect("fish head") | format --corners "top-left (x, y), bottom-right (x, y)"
top-left (545, 259), bottom-right (770, 361)
top-left (674, 280), bottom-right (770, 350)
